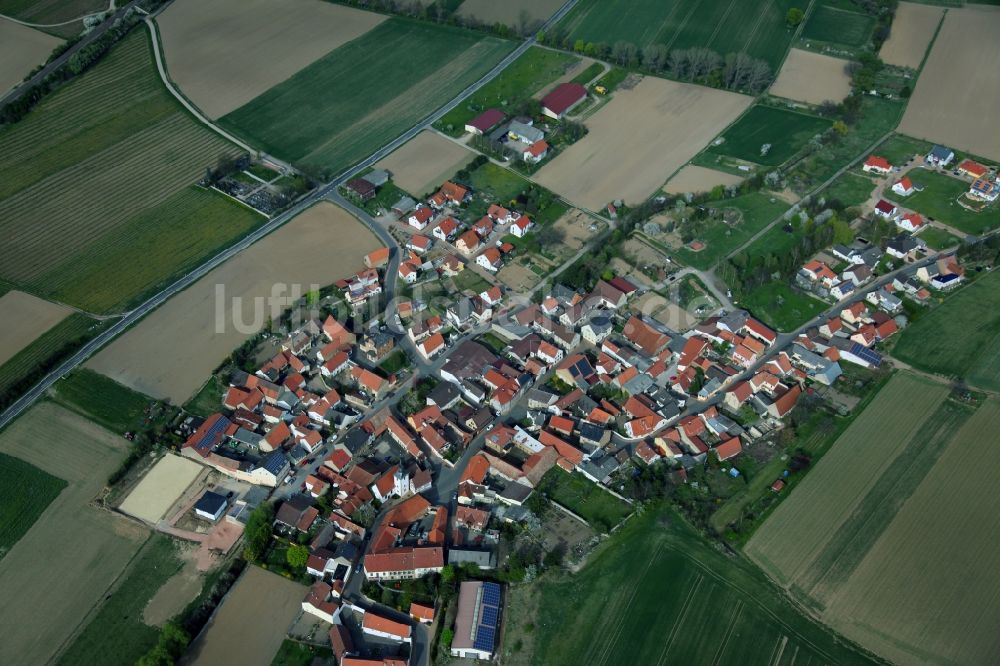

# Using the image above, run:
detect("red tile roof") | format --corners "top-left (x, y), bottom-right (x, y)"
top-left (467, 108), bottom-right (504, 132)
top-left (864, 155), bottom-right (891, 171)
top-left (542, 82), bottom-right (588, 115)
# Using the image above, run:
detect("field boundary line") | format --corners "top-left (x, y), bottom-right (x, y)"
top-left (706, 0), bottom-right (740, 51)
top-left (663, 0), bottom-right (704, 53)
top-left (711, 600), bottom-right (744, 666)
top-left (592, 541), bottom-right (665, 666)
top-left (740, 0), bottom-right (774, 55)
top-left (655, 572), bottom-right (705, 666)
top-left (770, 635), bottom-right (789, 666)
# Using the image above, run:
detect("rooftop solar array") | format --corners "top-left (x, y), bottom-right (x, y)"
top-left (195, 415), bottom-right (229, 451)
top-left (473, 625), bottom-right (496, 652)
top-left (481, 605), bottom-right (498, 628)
top-left (482, 582), bottom-right (501, 607)
top-left (849, 342), bottom-right (882, 368)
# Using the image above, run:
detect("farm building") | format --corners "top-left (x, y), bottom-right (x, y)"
top-left (451, 581), bottom-right (503, 660)
top-left (507, 120), bottom-right (544, 144)
top-left (465, 108), bottom-right (505, 135)
top-left (346, 178), bottom-right (376, 202)
top-left (541, 82), bottom-right (588, 119)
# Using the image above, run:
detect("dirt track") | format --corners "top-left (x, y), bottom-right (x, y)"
top-left (879, 2), bottom-right (943, 69)
top-left (664, 165), bottom-right (744, 195)
top-left (375, 130), bottom-right (476, 197)
top-left (0, 18), bottom-right (60, 96)
top-left (769, 49), bottom-right (852, 106)
top-left (0, 290), bottom-right (71, 366)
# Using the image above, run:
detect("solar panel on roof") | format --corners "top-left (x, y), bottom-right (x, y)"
top-left (196, 416), bottom-right (229, 450)
top-left (849, 343), bottom-right (882, 368)
top-left (474, 625), bottom-right (496, 651)
top-left (481, 606), bottom-right (498, 628)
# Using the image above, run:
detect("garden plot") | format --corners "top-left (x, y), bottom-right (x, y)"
top-left (0, 18), bottom-right (60, 95)
top-left (157, 0), bottom-right (385, 119)
top-left (119, 454), bottom-right (204, 524)
top-left (878, 2), bottom-right (943, 69)
top-left (0, 290), bottom-right (70, 366)
top-left (374, 130), bottom-right (476, 197)
top-left (769, 49), bottom-right (852, 106)
top-left (534, 76), bottom-right (751, 210)
top-left (663, 165), bottom-right (743, 195)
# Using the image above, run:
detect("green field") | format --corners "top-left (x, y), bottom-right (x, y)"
top-left (675, 192), bottom-right (791, 269)
top-left (270, 640), bottom-right (333, 666)
top-left (873, 133), bottom-right (933, 166)
top-left (519, 504), bottom-right (877, 665)
top-left (536, 468), bottom-right (631, 532)
top-left (0, 453), bottom-right (66, 559)
top-left (221, 18), bottom-right (514, 176)
top-left (885, 169), bottom-right (997, 235)
top-left (56, 534), bottom-right (184, 666)
top-left (0, 0), bottom-right (103, 35)
top-left (707, 105), bottom-right (831, 167)
top-left (802, 2), bottom-right (876, 47)
top-left (435, 46), bottom-right (578, 136)
top-left (0, 32), bottom-right (263, 314)
top-left (466, 162), bottom-right (568, 225)
top-left (918, 226), bottom-right (962, 250)
top-left (892, 269), bottom-right (1000, 391)
top-left (50, 369), bottom-right (154, 434)
top-left (556, 0), bottom-right (800, 68)
top-left (739, 281), bottom-right (827, 331)
top-left (183, 374), bottom-right (227, 418)
top-left (823, 171), bottom-right (877, 207)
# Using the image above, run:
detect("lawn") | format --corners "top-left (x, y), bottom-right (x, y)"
top-left (892, 269), bottom-right (1000, 392)
top-left (739, 281), bottom-right (827, 331)
top-left (466, 162), bottom-right (567, 225)
top-left (707, 105), bottom-right (831, 167)
top-left (918, 226), bottom-right (961, 250)
top-left (183, 374), bottom-right (227, 418)
top-left (885, 168), bottom-right (997, 235)
top-left (50, 369), bottom-right (155, 434)
top-left (571, 62), bottom-right (604, 85)
top-left (520, 503), bottom-right (878, 665)
top-left (823, 171), bottom-right (877, 208)
top-left (0, 32), bottom-right (262, 314)
top-left (536, 467), bottom-right (631, 532)
top-left (675, 192), bottom-right (791, 269)
top-left (451, 269), bottom-right (493, 295)
top-left (874, 133), bottom-right (933, 166)
top-left (802, 2), bottom-right (876, 47)
top-left (220, 18), bottom-right (515, 177)
top-left (379, 350), bottom-right (410, 374)
top-left (555, 0), bottom-right (800, 69)
top-left (0, 453), bottom-right (66, 559)
top-left (55, 534), bottom-right (184, 666)
top-left (435, 46), bottom-right (578, 136)
top-left (270, 640), bottom-right (333, 666)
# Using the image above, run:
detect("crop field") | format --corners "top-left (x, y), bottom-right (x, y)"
top-left (456, 0), bottom-right (565, 32)
top-left (49, 369), bottom-right (154, 435)
top-left (536, 468), bottom-right (631, 532)
top-left (674, 192), bottom-right (791, 269)
top-left (706, 105), bottom-right (831, 167)
top-left (0, 290), bottom-right (70, 366)
top-left (801, 1), bottom-right (876, 47)
top-left (0, 32), bottom-right (262, 314)
top-left (0, 0), bottom-right (104, 25)
top-left (186, 565), bottom-right (307, 666)
top-left (885, 168), bottom-right (997, 234)
top-left (878, 2), bottom-right (944, 68)
top-left (0, 452), bottom-right (66, 560)
top-left (157, 0), bottom-right (385, 119)
top-left (118, 454), bottom-right (203, 524)
top-left (87, 202), bottom-right (382, 403)
top-left (555, 0), bottom-right (800, 69)
top-left (0, 403), bottom-right (147, 665)
top-left (0, 18), bottom-right (60, 95)
top-left (534, 76), bottom-right (751, 210)
top-left (892, 269), bottom-right (1000, 392)
top-left (663, 165), bottom-right (743, 195)
top-left (220, 18), bottom-right (515, 176)
top-left (517, 504), bottom-right (877, 666)
top-left (769, 49), bottom-right (852, 105)
top-left (375, 130), bottom-right (476, 197)
top-left (899, 5), bottom-right (1000, 162)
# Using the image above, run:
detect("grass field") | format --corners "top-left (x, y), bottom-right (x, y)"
top-left (221, 18), bottom-right (514, 176)
top-left (802, 2), bottom-right (876, 47)
top-left (0, 32), bottom-right (263, 314)
top-left (49, 369), bottom-right (154, 434)
top-left (270, 640), bottom-right (333, 666)
top-left (536, 468), bottom-right (631, 532)
top-left (435, 46), bottom-right (578, 136)
top-left (739, 282), bottom-right (827, 331)
top-left (917, 225), bottom-right (961, 249)
top-left (675, 192), bottom-right (791, 269)
top-left (707, 105), bottom-right (831, 167)
top-left (823, 171), bottom-right (877, 207)
top-left (892, 269), bottom-right (1000, 391)
top-left (513, 503), bottom-right (877, 665)
top-left (0, 452), bottom-right (66, 559)
top-left (0, 0), bottom-right (103, 26)
top-left (555, 0), bottom-right (800, 69)
top-left (885, 168), bottom-right (998, 234)
top-left (55, 534), bottom-right (183, 666)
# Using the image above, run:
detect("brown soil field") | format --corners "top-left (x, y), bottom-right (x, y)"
top-left (533, 76), bottom-right (752, 210)
top-left (622, 237), bottom-right (666, 268)
top-left (825, 397), bottom-right (1000, 666)
top-left (157, 0), bottom-right (385, 119)
top-left (769, 49), bottom-right (852, 106)
top-left (663, 165), bottom-right (744, 195)
top-left (119, 454), bottom-right (204, 524)
top-left (144, 554), bottom-right (203, 627)
top-left (184, 565), bottom-right (307, 666)
top-left (86, 202), bottom-right (382, 403)
top-left (0, 290), bottom-right (71, 365)
top-left (456, 0), bottom-right (564, 29)
top-left (375, 130), bottom-right (476, 197)
top-left (497, 262), bottom-right (539, 293)
top-left (899, 6), bottom-right (1000, 162)
top-left (0, 403), bottom-right (147, 665)
top-left (879, 2), bottom-right (943, 69)
top-left (553, 208), bottom-right (599, 251)
top-left (0, 18), bottom-right (60, 96)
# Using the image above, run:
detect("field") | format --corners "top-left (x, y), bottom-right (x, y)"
top-left (375, 130), bottom-right (476, 197)
top-left (49, 369), bottom-right (153, 434)
top-left (0, 0), bottom-right (104, 25)
top-left (0, 452), bottom-right (66, 559)
top-left (899, 5), bottom-right (1000, 162)
top-left (801, 2), bottom-right (876, 47)
top-left (86, 202), bottom-right (382, 403)
top-left (663, 165), bottom-right (743, 195)
top-left (456, 0), bottom-right (564, 29)
top-left (119, 454), bottom-right (203, 524)
top-left (555, 0), bottom-right (799, 69)
top-left (674, 192), bottom-right (791, 269)
top-left (769, 49), bottom-right (852, 105)
top-left (0, 17), bottom-right (60, 94)
top-left (435, 46), bottom-right (578, 136)
top-left (0, 290), bottom-right (70, 366)
top-left (0, 32), bottom-right (264, 314)
top-left (511, 503), bottom-right (877, 665)
top-left (878, 2), bottom-right (944, 68)
top-left (707, 105), bottom-right (831, 167)
top-left (220, 18), bottom-right (515, 176)
top-left (186, 565), bottom-right (308, 666)
top-left (892, 269), bottom-right (1000, 392)
top-left (917, 225), bottom-right (961, 250)
top-left (55, 534), bottom-right (184, 666)
top-left (0, 403), bottom-right (147, 665)
top-left (157, 0), bottom-right (385, 119)
top-left (739, 282), bottom-right (826, 331)
top-left (536, 468), bottom-right (631, 532)
top-left (885, 168), bottom-right (997, 234)
top-left (534, 76), bottom-right (751, 210)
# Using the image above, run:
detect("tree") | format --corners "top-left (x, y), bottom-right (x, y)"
top-left (832, 120), bottom-right (849, 136)
top-left (441, 628), bottom-right (454, 649)
top-left (786, 7), bottom-right (805, 27)
top-left (831, 216), bottom-right (854, 244)
top-left (747, 58), bottom-right (772, 94)
top-left (287, 544), bottom-right (309, 569)
top-left (642, 44), bottom-right (668, 71)
top-left (667, 49), bottom-right (689, 79)
top-left (573, 39), bottom-right (586, 53)
top-left (242, 503), bottom-right (274, 562)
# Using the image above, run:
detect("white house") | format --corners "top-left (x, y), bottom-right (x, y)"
top-left (896, 212), bottom-right (924, 233)
top-left (476, 248), bottom-right (503, 272)
top-left (862, 155), bottom-right (892, 175)
top-left (510, 216), bottom-right (533, 238)
top-left (891, 176), bottom-right (914, 197)
top-left (926, 145), bottom-right (954, 167)
top-left (433, 216), bottom-right (459, 241)
top-left (874, 199), bottom-right (897, 219)
top-left (301, 582), bottom-right (341, 624)
top-left (408, 206), bottom-right (434, 230)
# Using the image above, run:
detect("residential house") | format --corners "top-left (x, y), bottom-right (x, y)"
top-left (892, 176), bottom-right (915, 197)
top-left (364, 247), bottom-right (390, 269)
top-left (455, 230), bottom-right (480, 256)
top-left (874, 199), bottom-right (897, 219)
top-left (926, 145), bottom-right (954, 167)
top-left (510, 216), bottom-right (533, 238)
top-left (896, 212), bottom-right (924, 232)
top-left (506, 120), bottom-right (544, 144)
top-left (476, 247), bottom-right (503, 272)
top-left (523, 139), bottom-right (549, 163)
top-left (581, 315), bottom-right (613, 344)
top-left (862, 155), bottom-right (892, 175)
top-left (957, 159), bottom-right (988, 180)
top-left (433, 216), bottom-right (459, 241)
